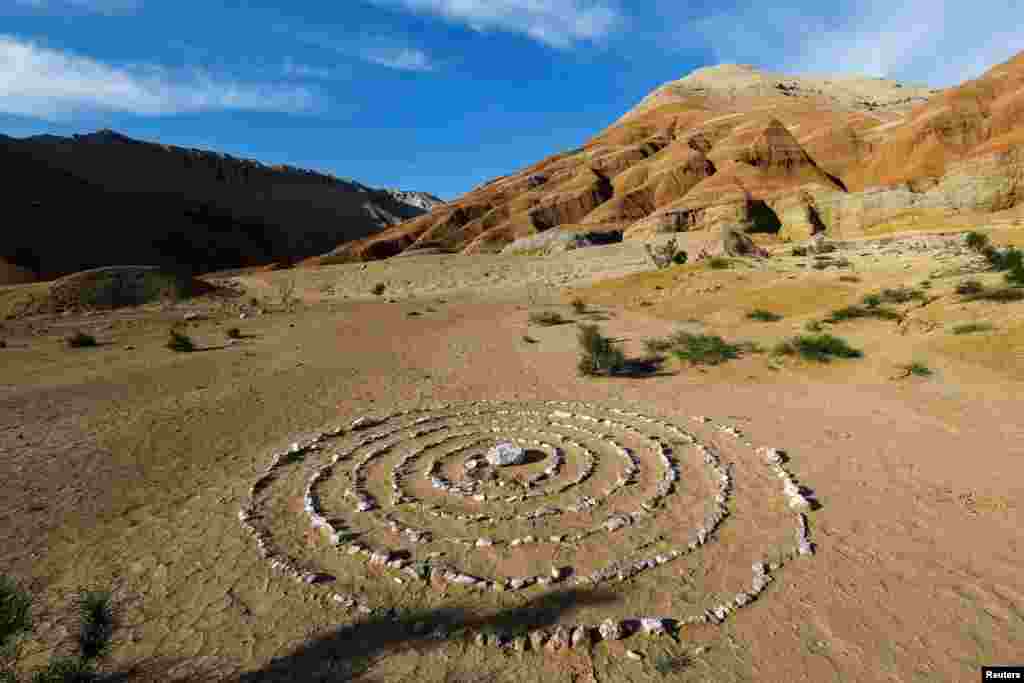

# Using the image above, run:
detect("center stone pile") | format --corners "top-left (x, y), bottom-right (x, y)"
top-left (485, 442), bottom-right (526, 467)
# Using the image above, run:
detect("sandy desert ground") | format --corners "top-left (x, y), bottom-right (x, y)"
top-left (1, 225), bottom-right (1023, 682)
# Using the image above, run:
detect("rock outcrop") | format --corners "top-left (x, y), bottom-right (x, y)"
top-left (315, 51), bottom-right (1024, 263)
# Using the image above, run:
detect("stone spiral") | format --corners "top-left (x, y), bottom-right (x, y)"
top-left (239, 400), bottom-right (818, 650)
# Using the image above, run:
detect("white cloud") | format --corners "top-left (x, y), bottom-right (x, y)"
top-left (284, 26), bottom-right (437, 72)
top-left (379, 0), bottom-right (621, 48)
top-left (9, 0), bottom-right (140, 14)
top-left (0, 35), bottom-right (320, 120)
top-left (360, 47), bottom-right (435, 72)
top-left (682, 0), bottom-right (1024, 87)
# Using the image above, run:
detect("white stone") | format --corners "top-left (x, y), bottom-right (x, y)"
top-left (598, 618), bottom-right (624, 641)
top-left (640, 618), bottom-right (667, 634)
top-left (486, 442), bottom-right (526, 467)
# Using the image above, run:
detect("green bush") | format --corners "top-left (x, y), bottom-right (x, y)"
top-left (952, 322), bottom-right (993, 334)
top-left (903, 362), bottom-right (932, 377)
top-left (77, 270), bottom-right (190, 309)
top-left (878, 287), bottom-right (925, 304)
top-left (577, 324), bottom-right (625, 376)
top-left (1, 575), bottom-right (32, 657)
top-left (747, 309), bottom-right (783, 322)
top-left (967, 287), bottom-right (1024, 303)
top-left (669, 332), bottom-right (743, 366)
top-left (642, 337), bottom-right (675, 354)
top-left (529, 311), bottom-right (569, 326)
top-left (74, 591), bottom-right (114, 662)
top-left (65, 331), bottom-right (97, 349)
top-left (964, 231), bottom-right (990, 252)
top-left (707, 257), bottom-right (731, 270)
top-left (1, 576), bottom-right (114, 683)
top-left (166, 329), bottom-right (195, 352)
top-left (861, 293), bottom-right (882, 308)
top-left (982, 245), bottom-right (1023, 272)
top-left (824, 305), bottom-right (901, 323)
top-left (804, 320), bottom-right (823, 332)
top-left (774, 334), bottom-right (863, 362)
top-left (956, 279), bottom-right (984, 295)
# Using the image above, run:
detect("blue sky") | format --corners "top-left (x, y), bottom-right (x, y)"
top-left (2, 1), bottom-right (1022, 199)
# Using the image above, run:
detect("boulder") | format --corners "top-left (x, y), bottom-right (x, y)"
top-left (486, 442), bottom-right (526, 467)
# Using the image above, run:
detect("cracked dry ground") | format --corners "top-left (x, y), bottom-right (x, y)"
top-left (2, 241), bottom-right (1024, 682)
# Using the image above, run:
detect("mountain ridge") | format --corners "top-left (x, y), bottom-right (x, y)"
top-left (315, 52), bottom-right (1023, 263)
top-left (1, 130), bottom-right (444, 282)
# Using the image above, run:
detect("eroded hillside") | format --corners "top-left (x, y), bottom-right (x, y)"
top-left (317, 53), bottom-right (1024, 263)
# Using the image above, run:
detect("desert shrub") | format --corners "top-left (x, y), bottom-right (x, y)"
top-left (824, 305), bottom-right (901, 323)
top-left (956, 279), bottom-right (984, 295)
top-left (839, 275), bottom-right (861, 283)
top-left (747, 309), bottom-right (783, 322)
top-left (1006, 259), bottom-right (1024, 286)
top-left (707, 257), bottom-right (731, 270)
top-left (166, 329), bottom-right (195, 352)
top-left (878, 287), bottom-right (925, 304)
top-left (372, 282), bottom-right (386, 296)
top-left (74, 591), bottom-right (114, 661)
top-left (902, 362), bottom-right (933, 377)
top-left (774, 334), bottom-right (863, 362)
top-left (653, 653), bottom-right (692, 675)
top-left (804, 320), bottom-right (823, 332)
top-left (964, 231), bottom-right (990, 252)
top-left (225, 327), bottom-right (242, 339)
top-left (967, 287), bottom-right (1024, 302)
top-left (522, 335), bottom-right (538, 344)
top-left (952, 322), bottom-right (992, 334)
top-left (276, 276), bottom-right (297, 309)
top-left (791, 246), bottom-right (808, 256)
top-left (0, 340), bottom-right (6, 349)
top-left (669, 332), bottom-right (743, 366)
top-left (577, 324), bottom-right (625, 376)
top-left (77, 270), bottom-right (190, 309)
top-left (982, 245), bottom-right (1023, 272)
top-left (1, 576), bottom-right (114, 683)
top-left (643, 337), bottom-right (675, 354)
top-left (529, 311), bottom-right (568, 326)
top-left (1, 575), bottom-right (32, 660)
top-left (66, 331), bottom-right (97, 348)
top-left (644, 238), bottom-right (686, 270)
top-left (570, 298), bottom-right (587, 314)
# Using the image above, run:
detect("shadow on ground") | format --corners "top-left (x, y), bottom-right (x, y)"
top-left (116, 588), bottom-right (616, 682)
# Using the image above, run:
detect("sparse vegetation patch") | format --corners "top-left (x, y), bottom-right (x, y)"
top-left (577, 324), bottom-right (625, 376)
top-left (824, 305), bottom-right (902, 323)
top-left (774, 334), bottom-right (863, 362)
top-left (66, 331), bottom-right (97, 348)
top-left (747, 309), bottom-right (783, 322)
top-left (952, 322), bottom-right (993, 335)
top-left (167, 329), bottom-right (195, 352)
top-left (529, 311), bottom-right (569, 326)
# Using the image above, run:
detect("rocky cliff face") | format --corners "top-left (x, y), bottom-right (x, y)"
top-left (317, 52), bottom-right (1024, 263)
top-left (1, 130), bottom-right (439, 282)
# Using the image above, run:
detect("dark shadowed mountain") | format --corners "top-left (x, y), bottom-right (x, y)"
top-left (0, 130), bottom-right (443, 282)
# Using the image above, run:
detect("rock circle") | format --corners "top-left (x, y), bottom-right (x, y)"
top-left (239, 400), bottom-right (820, 652)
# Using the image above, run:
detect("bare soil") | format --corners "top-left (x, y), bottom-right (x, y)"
top-left (1, 227), bottom-right (1022, 682)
